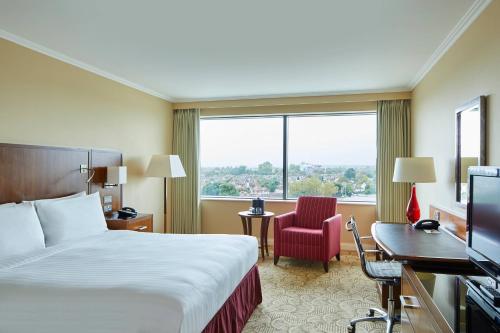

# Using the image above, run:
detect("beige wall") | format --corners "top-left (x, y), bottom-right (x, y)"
top-left (412, 1), bottom-right (500, 219)
top-left (175, 92), bottom-right (413, 247)
top-left (0, 38), bottom-right (173, 232)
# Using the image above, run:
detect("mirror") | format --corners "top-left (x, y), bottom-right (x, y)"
top-left (455, 96), bottom-right (486, 205)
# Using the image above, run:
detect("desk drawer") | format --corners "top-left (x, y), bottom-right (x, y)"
top-left (400, 265), bottom-right (452, 333)
top-left (125, 219), bottom-right (153, 232)
top-left (106, 214), bottom-right (154, 233)
top-left (400, 279), bottom-right (435, 333)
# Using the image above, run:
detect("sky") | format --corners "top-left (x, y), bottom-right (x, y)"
top-left (200, 114), bottom-right (377, 168)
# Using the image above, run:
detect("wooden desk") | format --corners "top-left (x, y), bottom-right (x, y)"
top-left (371, 222), bottom-right (479, 274)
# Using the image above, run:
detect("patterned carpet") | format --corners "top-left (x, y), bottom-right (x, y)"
top-left (244, 254), bottom-right (400, 333)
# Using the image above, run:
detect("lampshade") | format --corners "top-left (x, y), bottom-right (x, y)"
top-left (107, 166), bottom-right (127, 185)
top-left (145, 155), bottom-right (186, 178)
top-left (460, 157), bottom-right (478, 183)
top-left (393, 157), bottom-right (436, 183)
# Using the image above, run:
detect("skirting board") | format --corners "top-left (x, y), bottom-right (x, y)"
top-left (260, 238), bottom-right (356, 253)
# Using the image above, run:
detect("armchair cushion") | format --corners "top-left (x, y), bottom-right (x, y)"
top-left (295, 196), bottom-right (338, 229)
top-left (279, 226), bottom-right (324, 261)
top-left (281, 227), bottom-right (323, 245)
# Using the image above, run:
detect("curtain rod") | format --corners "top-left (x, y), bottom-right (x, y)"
top-left (173, 91), bottom-right (411, 110)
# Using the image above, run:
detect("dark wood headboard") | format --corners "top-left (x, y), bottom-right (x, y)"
top-left (0, 143), bottom-right (122, 209)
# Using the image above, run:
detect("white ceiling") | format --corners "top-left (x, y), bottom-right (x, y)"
top-left (0, 0), bottom-right (488, 101)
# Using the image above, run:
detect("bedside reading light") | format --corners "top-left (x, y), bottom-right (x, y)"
top-left (105, 166), bottom-right (127, 188)
top-left (80, 164), bottom-right (96, 183)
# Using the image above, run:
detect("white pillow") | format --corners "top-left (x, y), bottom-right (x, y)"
top-left (35, 192), bottom-right (107, 246)
top-left (0, 203), bottom-right (46, 258)
top-left (24, 191), bottom-right (86, 206)
top-left (0, 202), bottom-right (15, 208)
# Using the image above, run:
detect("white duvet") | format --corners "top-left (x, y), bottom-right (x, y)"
top-left (0, 231), bottom-right (258, 333)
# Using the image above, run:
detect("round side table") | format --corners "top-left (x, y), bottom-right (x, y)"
top-left (238, 211), bottom-right (274, 260)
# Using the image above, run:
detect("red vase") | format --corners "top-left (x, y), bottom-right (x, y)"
top-left (406, 184), bottom-right (421, 224)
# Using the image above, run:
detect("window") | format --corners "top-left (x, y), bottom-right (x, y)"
top-left (287, 114), bottom-right (376, 202)
top-left (200, 113), bottom-right (376, 202)
top-left (200, 117), bottom-right (284, 199)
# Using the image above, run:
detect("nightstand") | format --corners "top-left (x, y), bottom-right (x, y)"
top-left (106, 213), bottom-right (153, 233)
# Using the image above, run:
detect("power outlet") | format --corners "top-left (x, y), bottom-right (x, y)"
top-left (102, 195), bottom-right (113, 213)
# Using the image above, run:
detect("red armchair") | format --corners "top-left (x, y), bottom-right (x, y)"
top-left (273, 196), bottom-right (342, 272)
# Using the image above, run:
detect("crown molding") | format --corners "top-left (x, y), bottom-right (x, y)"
top-left (409, 0), bottom-right (492, 89)
top-left (0, 29), bottom-right (174, 102)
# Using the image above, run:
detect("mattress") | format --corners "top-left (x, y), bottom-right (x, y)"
top-left (0, 231), bottom-right (258, 333)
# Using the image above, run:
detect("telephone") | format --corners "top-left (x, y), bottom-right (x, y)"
top-left (118, 207), bottom-right (137, 219)
top-left (413, 219), bottom-right (440, 230)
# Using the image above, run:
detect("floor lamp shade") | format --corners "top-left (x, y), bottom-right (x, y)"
top-left (145, 155), bottom-right (186, 233)
top-left (393, 157), bottom-right (436, 224)
top-left (145, 155), bottom-right (186, 178)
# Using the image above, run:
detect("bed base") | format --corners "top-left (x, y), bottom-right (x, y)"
top-left (202, 265), bottom-right (262, 333)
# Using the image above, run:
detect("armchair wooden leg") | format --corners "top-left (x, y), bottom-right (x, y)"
top-left (336, 253), bottom-right (341, 261)
top-left (274, 256), bottom-right (280, 265)
top-left (323, 261), bottom-right (329, 273)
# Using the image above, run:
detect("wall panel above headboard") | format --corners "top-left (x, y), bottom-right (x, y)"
top-left (0, 143), bottom-right (122, 208)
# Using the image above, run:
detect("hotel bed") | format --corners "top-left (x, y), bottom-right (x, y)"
top-left (0, 231), bottom-right (260, 333)
top-left (0, 144), bottom-right (262, 333)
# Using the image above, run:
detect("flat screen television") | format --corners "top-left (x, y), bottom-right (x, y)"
top-left (467, 166), bottom-right (500, 282)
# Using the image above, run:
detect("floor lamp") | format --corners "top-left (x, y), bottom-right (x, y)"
top-left (145, 155), bottom-right (186, 233)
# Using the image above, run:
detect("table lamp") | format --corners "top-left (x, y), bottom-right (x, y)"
top-left (145, 155), bottom-right (186, 232)
top-left (393, 157), bottom-right (436, 224)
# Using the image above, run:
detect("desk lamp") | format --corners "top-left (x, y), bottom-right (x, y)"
top-left (393, 157), bottom-right (436, 224)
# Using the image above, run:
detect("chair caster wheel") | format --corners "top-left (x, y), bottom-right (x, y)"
top-left (367, 309), bottom-right (375, 317)
top-left (347, 325), bottom-right (355, 333)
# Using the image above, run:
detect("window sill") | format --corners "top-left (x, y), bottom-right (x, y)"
top-left (200, 197), bottom-right (376, 206)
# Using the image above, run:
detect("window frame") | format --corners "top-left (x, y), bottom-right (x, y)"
top-left (200, 111), bottom-right (377, 203)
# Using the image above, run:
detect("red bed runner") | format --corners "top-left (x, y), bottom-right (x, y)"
top-left (202, 265), bottom-right (262, 333)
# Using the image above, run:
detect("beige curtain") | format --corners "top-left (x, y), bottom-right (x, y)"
top-left (172, 108), bottom-right (200, 234)
top-left (376, 100), bottom-right (411, 222)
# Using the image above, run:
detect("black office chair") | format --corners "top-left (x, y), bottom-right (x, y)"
top-left (346, 217), bottom-right (401, 333)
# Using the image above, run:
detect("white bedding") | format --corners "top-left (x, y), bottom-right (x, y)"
top-left (0, 231), bottom-right (258, 333)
